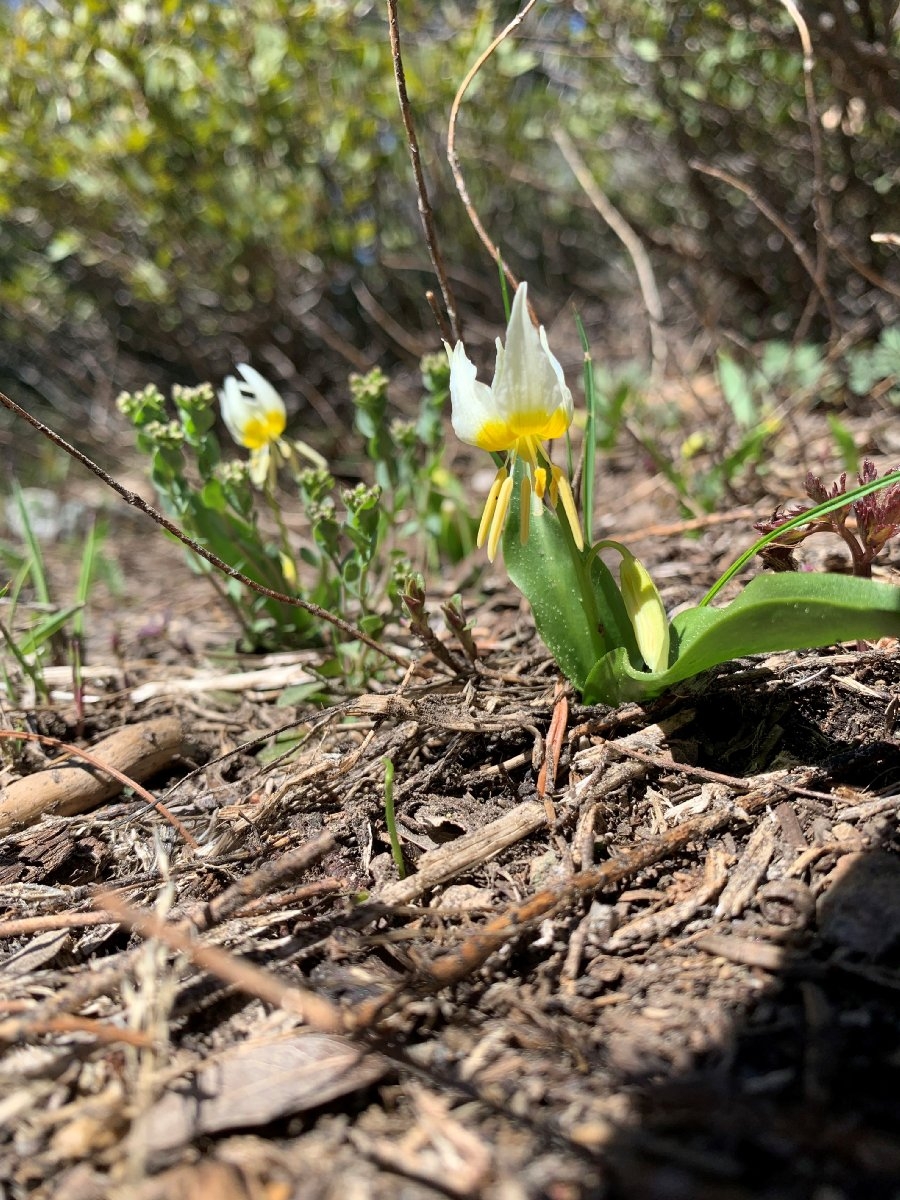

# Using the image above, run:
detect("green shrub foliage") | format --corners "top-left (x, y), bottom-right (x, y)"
top-left (0, 0), bottom-right (896, 406)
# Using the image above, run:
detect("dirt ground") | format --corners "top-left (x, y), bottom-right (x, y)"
top-left (1, 395), bottom-right (899, 1200)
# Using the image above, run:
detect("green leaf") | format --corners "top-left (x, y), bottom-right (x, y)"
top-left (502, 468), bottom-right (637, 692)
top-left (584, 573), bottom-right (900, 705)
top-left (717, 351), bottom-right (756, 428)
top-left (18, 602), bottom-right (84, 656)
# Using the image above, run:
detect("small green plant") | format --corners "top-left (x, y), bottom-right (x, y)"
top-left (446, 283), bottom-right (900, 706)
top-left (0, 485), bottom-right (109, 705)
top-left (847, 327), bottom-right (900, 406)
top-left (117, 356), bottom-right (472, 669)
top-left (754, 462), bottom-right (900, 577)
top-left (381, 756), bottom-right (406, 880)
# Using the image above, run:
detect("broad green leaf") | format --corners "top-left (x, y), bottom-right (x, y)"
top-left (503, 467), bottom-right (638, 692)
top-left (584, 573), bottom-right (900, 705)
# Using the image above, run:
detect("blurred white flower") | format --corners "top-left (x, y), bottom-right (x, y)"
top-left (219, 363), bottom-right (287, 450)
top-left (218, 364), bottom-right (288, 486)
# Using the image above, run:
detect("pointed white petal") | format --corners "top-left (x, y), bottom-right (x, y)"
top-left (492, 284), bottom-right (572, 433)
top-left (448, 341), bottom-right (501, 448)
top-left (235, 364), bottom-right (286, 419)
top-left (218, 376), bottom-right (247, 445)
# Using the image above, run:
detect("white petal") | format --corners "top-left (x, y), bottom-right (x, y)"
top-left (235, 364), bottom-right (286, 419)
top-left (218, 376), bottom-right (246, 444)
top-left (447, 341), bottom-right (497, 447)
top-left (493, 283), bottom-right (572, 424)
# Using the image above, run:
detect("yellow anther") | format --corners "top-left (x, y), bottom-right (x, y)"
top-left (533, 467), bottom-right (548, 499)
top-left (487, 474), bottom-right (515, 562)
top-left (552, 468), bottom-right (584, 551)
top-left (476, 469), bottom-right (508, 550)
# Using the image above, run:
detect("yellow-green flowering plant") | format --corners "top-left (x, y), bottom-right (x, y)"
top-left (450, 284), bottom-right (900, 705)
top-left (116, 357), bottom-right (471, 666)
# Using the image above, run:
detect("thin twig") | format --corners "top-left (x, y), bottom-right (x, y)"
top-left (188, 830), bottom-right (336, 931)
top-left (0, 910), bottom-right (122, 939)
top-left (99, 893), bottom-right (348, 1033)
top-left (553, 125), bottom-right (667, 382)
top-left (446, 0), bottom-right (539, 291)
top-left (386, 0), bottom-right (460, 343)
top-left (778, 0), bottom-right (835, 341)
top-left (0, 389), bottom-right (409, 668)
top-left (689, 160), bottom-right (839, 332)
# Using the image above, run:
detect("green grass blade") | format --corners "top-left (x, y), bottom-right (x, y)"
top-left (11, 481), bottom-right (51, 605)
top-left (575, 313), bottom-right (596, 547)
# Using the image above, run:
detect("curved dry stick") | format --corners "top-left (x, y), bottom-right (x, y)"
top-left (99, 892), bottom-right (347, 1033)
top-left (553, 125), bottom-right (667, 381)
top-left (778, 0), bottom-right (835, 340)
top-left (0, 390), bottom-right (409, 668)
top-left (689, 160), bottom-right (838, 332)
top-left (386, 0), bottom-right (460, 343)
top-left (0, 726), bottom-right (196, 848)
top-left (446, 0), bottom-right (539, 292)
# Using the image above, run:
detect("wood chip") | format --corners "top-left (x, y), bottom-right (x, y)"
top-left (133, 1033), bottom-right (386, 1163)
top-left (375, 800), bottom-right (546, 905)
top-left (605, 848), bottom-right (729, 950)
top-left (715, 816), bottom-right (777, 918)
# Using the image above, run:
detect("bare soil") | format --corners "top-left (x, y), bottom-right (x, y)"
top-left (1, 397), bottom-right (899, 1200)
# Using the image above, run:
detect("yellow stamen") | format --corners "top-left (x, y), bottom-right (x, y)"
top-left (519, 472), bottom-right (532, 545)
top-left (516, 435), bottom-right (539, 468)
top-left (477, 469), bottom-right (507, 549)
top-left (241, 409), bottom-right (287, 450)
top-left (487, 474), bottom-right (515, 562)
top-left (553, 468), bottom-right (584, 550)
top-left (533, 467), bottom-right (548, 499)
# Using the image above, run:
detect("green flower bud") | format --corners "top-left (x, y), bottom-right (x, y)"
top-left (619, 552), bottom-right (670, 674)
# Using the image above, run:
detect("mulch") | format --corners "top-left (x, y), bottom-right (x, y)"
top-left (1, 615), bottom-right (899, 1199)
top-left (1, 388), bottom-right (899, 1198)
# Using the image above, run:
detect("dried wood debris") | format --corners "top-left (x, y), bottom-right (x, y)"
top-left (0, 644), bottom-right (899, 1197)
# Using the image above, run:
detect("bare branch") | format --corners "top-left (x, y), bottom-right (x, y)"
top-left (689, 160), bottom-right (839, 333)
top-left (553, 125), bottom-right (667, 382)
top-left (386, 0), bottom-right (460, 343)
top-left (446, 0), bottom-right (540, 295)
top-left (778, 0), bottom-right (835, 341)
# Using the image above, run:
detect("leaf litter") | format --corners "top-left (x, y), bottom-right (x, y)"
top-left (1, 425), bottom-right (899, 1198)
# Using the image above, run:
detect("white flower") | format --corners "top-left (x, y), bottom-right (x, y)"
top-left (446, 283), bottom-right (581, 561)
top-left (218, 363), bottom-right (287, 451)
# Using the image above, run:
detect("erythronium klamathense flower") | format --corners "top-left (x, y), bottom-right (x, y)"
top-left (446, 283), bottom-right (583, 561)
top-left (219, 364), bottom-right (325, 486)
top-left (219, 363), bottom-right (288, 486)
